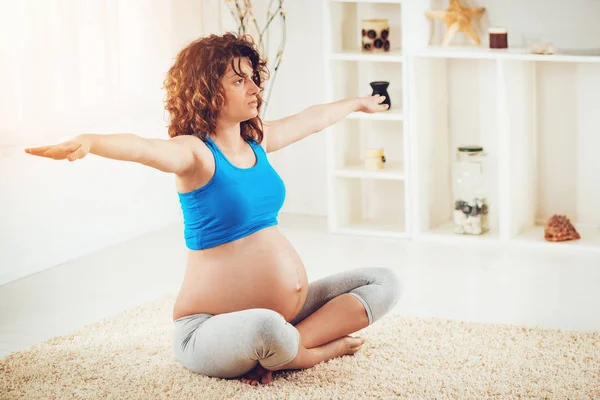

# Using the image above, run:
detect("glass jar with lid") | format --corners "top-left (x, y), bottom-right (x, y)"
top-left (452, 145), bottom-right (489, 235)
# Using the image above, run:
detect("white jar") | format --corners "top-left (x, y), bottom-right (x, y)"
top-left (364, 148), bottom-right (385, 171)
top-left (452, 146), bottom-right (489, 235)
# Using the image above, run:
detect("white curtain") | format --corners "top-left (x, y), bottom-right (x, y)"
top-left (0, 0), bottom-right (224, 148)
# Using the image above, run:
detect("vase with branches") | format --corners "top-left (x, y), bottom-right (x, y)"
top-left (224, 0), bottom-right (286, 119)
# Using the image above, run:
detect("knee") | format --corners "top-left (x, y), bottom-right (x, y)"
top-left (252, 310), bottom-right (300, 369)
top-left (377, 267), bottom-right (402, 306)
top-left (367, 267), bottom-right (403, 319)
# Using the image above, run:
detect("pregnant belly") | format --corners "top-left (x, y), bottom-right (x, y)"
top-left (173, 227), bottom-right (309, 322)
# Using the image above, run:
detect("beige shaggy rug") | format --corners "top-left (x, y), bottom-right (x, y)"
top-left (1, 294), bottom-right (599, 400)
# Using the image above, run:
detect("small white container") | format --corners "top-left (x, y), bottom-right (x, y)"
top-left (364, 148), bottom-right (385, 171)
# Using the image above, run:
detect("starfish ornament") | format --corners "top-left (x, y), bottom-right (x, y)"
top-left (426, 0), bottom-right (486, 46)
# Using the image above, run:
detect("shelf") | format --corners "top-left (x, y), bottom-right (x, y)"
top-left (505, 61), bottom-right (600, 250)
top-left (331, 0), bottom-right (402, 3)
top-left (322, 0), bottom-right (600, 251)
top-left (418, 46), bottom-right (600, 64)
top-left (325, 0), bottom-right (407, 240)
top-left (414, 56), bottom-right (500, 237)
top-left (332, 178), bottom-right (406, 237)
top-left (330, 117), bottom-right (405, 183)
top-left (418, 220), bottom-right (499, 243)
top-left (419, 222), bottom-right (600, 252)
top-left (327, 0), bottom-right (402, 56)
top-left (348, 109), bottom-right (403, 120)
top-left (414, 44), bottom-right (600, 250)
top-left (514, 225), bottom-right (600, 252)
top-left (334, 161), bottom-right (405, 180)
top-left (330, 49), bottom-right (404, 62)
top-left (329, 59), bottom-right (403, 110)
top-left (334, 219), bottom-right (408, 238)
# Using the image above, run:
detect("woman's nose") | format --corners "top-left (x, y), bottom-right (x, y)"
top-left (248, 80), bottom-right (260, 94)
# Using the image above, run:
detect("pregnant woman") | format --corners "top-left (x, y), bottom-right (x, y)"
top-left (25, 32), bottom-right (402, 386)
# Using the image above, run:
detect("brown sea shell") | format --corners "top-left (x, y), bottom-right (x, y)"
top-left (544, 215), bottom-right (581, 242)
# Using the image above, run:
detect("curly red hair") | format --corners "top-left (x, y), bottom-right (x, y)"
top-left (163, 32), bottom-right (269, 142)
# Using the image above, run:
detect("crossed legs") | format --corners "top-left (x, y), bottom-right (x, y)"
top-left (172, 267), bottom-right (402, 385)
top-left (248, 267), bottom-right (401, 381)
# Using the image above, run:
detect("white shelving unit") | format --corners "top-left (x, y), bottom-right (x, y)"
top-left (323, 0), bottom-right (409, 238)
top-left (411, 46), bottom-right (600, 252)
top-left (323, 0), bottom-right (600, 252)
top-left (330, 49), bottom-right (404, 62)
top-left (418, 45), bottom-right (600, 64)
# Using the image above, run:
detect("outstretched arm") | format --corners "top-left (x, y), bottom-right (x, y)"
top-left (25, 133), bottom-right (199, 176)
top-left (264, 94), bottom-right (388, 153)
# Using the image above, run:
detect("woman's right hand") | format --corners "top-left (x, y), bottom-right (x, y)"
top-left (25, 135), bottom-right (92, 162)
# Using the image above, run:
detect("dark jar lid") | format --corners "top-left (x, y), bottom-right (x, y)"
top-left (458, 145), bottom-right (484, 153)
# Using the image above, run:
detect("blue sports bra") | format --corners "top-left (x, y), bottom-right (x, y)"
top-left (177, 134), bottom-right (286, 250)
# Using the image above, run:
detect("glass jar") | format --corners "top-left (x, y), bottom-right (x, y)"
top-left (452, 146), bottom-right (489, 235)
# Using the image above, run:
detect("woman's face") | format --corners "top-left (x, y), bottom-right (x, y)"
top-left (219, 57), bottom-right (260, 122)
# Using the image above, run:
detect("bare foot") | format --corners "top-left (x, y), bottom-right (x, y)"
top-left (263, 335), bottom-right (367, 372)
top-left (333, 335), bottom-right (366, 357)
top-left (239, 363), bottom-right (273, 386)
top-left (314, 335), bottom-right (366, 362)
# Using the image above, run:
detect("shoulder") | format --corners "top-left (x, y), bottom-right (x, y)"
top-left (170, 133), bottom-right (204, 145)
top-left (172, 134), bottom-right (215, 188)
top-left (170, 133), bottom-right (208, 149)
top-left (170, 133), bottom-right (212, 162)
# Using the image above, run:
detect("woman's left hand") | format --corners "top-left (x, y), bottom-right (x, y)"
top-left (358, 94), bottom-right (389, 113)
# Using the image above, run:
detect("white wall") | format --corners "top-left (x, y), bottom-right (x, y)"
top-left (0, 0), bottom-right (221, 285)
top-left (428, 0), bottom-right (600, 50)
top-left (0, 0), bottom-right (327, 286)
top-left (266, 0), bottom-right (328, 217)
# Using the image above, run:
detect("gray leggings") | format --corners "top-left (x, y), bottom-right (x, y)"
top-left (172, 267), bottom-right (401, 378)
